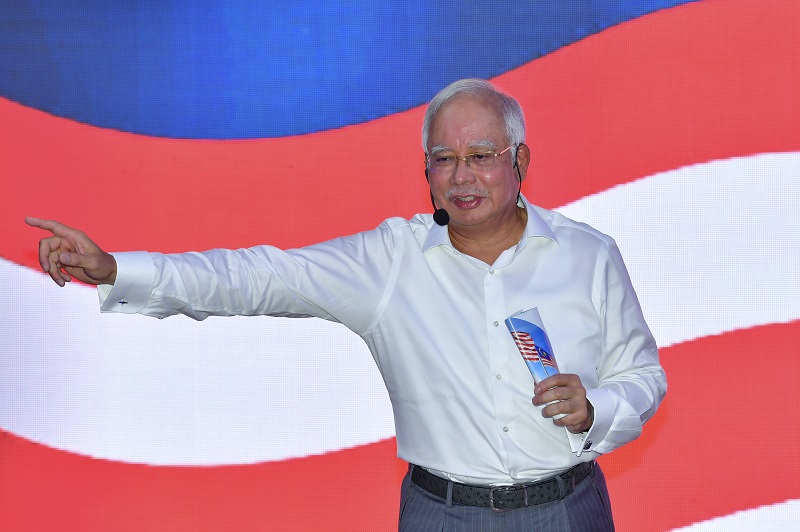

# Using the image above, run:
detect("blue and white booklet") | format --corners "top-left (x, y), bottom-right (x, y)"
top-left (505, 307), bottom-right (560, 385)
top-left (505, 307), bottom-right (587, 456)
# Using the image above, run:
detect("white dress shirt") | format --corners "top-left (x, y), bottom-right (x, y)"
top-left (99, 196), bottom-right (666, 485)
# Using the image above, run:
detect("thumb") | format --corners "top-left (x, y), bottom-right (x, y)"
top-left (59, 252), bottom-right (85, 268)
top-left (59, 250), bottom-right (117, 284)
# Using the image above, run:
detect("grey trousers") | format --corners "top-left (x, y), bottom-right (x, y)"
top-left (398, 464), bottom-right (615, 532)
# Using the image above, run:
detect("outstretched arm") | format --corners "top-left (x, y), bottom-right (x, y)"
top-left (25, 217), bottom-right (117, 287)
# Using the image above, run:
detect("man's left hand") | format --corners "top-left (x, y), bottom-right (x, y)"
top-left (533, 374), bottom-right (593, 434)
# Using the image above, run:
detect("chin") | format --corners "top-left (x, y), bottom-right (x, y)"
top-left (448, 214), bottom-right (489, 227)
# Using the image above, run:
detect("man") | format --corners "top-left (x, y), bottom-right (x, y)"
top-left (28, 78), bottom-right (666, 531)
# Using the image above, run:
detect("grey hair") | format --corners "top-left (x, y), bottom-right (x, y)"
top-left (422, 78), bottom-right (526, 157)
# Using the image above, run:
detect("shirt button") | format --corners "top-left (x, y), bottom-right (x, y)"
top-left (503, 426), bottom-right (509, 433)
top-left (496, 374), bottom-right (502, 380)
top-left (489, 270), bottom-right (495, 275)
top-left (493, 321), bottom-right (499, 327)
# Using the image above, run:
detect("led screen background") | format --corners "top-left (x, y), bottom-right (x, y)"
top-left (1, 1), bottom-right (799, 530)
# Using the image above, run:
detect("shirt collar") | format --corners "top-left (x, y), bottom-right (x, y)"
top-left (422, 194), bottom-right (558, 254)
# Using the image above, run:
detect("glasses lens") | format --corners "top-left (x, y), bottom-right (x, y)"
top-left (468, 152), bottom-right (497, 168)
top-left (429, 155), bottom-right (455, 174)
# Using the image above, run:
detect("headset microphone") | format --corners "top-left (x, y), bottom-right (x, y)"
top-left (426, 167), bottom-right (450, 225)
top-left (430, 192), bottom-right (450, 225)
top-left (433, 206), bottom-right (450, 226)
top-left (425, 147), bottom-right (524, 225)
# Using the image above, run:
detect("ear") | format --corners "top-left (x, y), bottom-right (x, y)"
top-left (515, 143), bottom-right (531, 182)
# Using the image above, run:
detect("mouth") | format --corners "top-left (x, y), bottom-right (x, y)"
top-left (449, 194), bottom-right (483, 209)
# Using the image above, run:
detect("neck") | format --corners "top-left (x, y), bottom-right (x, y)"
top-left (447, 206), bottom-right (527, 265)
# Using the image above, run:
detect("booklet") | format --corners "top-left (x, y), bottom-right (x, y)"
top-left (504, 307), bottom-right (560, 385)
top-left (505, 307), bottom-right (587, 456)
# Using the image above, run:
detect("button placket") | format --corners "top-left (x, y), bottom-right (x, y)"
top-left (485, 263), bottom-right (515, 452)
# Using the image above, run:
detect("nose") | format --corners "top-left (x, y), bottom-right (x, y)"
top-left (451, 156), bottom-right (477, 184)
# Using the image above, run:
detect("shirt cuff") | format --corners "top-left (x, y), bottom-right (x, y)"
top-left (98, 251), bottom-right (156, 313)
top-left (567, 387), bottom-right (614, 456)
top-left (582, 388), bottom-right (615, 454)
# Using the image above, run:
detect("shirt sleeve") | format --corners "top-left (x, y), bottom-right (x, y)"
top-left (580, 240), bottom-right (667, 455)
top-left (98, 222), bottom-right (402, 335)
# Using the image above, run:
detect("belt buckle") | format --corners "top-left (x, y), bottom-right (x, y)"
top-left (488, 484), bottom-right (527, 513)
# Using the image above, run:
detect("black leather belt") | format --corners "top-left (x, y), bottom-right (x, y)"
top-left (410, 461), bottom-right (594, 512)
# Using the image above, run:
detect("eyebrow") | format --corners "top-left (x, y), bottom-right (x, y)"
top-left (428, 140), bottom-right (498, 155)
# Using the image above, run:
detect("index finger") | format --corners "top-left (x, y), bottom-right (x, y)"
top-left (534, 373), bottom-right (579, 393)
top-left (25, 217), bottom-right (75, 237)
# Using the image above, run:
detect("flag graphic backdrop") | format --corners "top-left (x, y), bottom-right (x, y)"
top-left (2, 1), bottom-right (799, 530)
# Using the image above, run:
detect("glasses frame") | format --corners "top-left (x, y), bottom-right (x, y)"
top-left (425, 145), bottom-right (514, 176)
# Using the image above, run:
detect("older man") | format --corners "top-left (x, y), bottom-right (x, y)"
top-left (28, 78), bottom-right (665, 531)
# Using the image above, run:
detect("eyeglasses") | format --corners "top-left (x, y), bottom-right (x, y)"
top-left (426, 145), bottom-right (514, 176)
